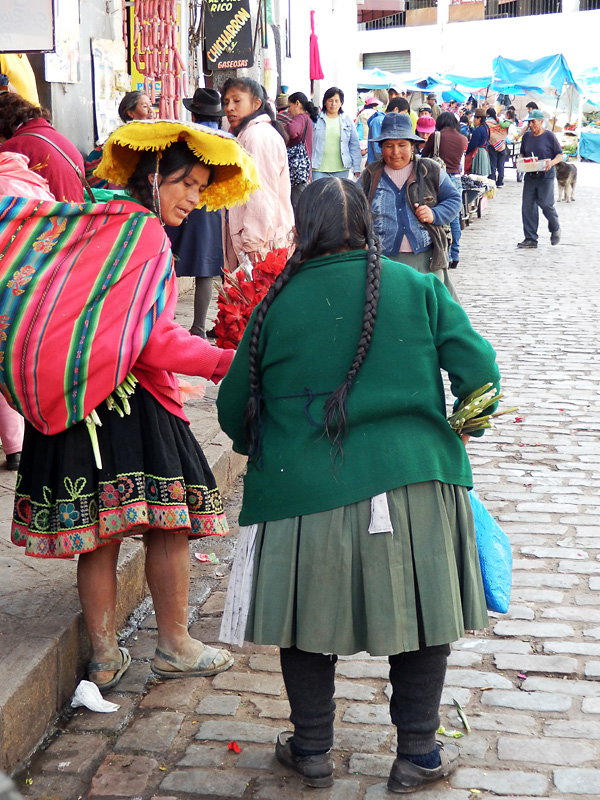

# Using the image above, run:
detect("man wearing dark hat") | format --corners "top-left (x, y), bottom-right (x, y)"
top-left (183, 87), bottom-right (225, 123)
top-left (166, 88), bottom-right (227, 337)
top-left (427, 93), bottom-right (441, 119)
top-left (517, 109), bottom-right (563, 249)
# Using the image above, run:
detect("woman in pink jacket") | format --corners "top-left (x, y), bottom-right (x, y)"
top-left (222, 78), bottom-right (294, 267)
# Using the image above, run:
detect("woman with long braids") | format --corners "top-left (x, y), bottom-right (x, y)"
top-left (217, 178), bottom-right (501, 793)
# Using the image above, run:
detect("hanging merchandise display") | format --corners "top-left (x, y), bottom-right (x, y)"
top-left (203, 0), bottom-right (254, 72)
top-left (263, 26), bottom-right (278, 101)
top-left (129, 0), bottom-right (186, 119)
top-left (309, 10), bottom-right (324, 82)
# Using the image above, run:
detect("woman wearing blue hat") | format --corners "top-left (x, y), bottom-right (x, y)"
top-left (361, 113), bottom-right (461, 300)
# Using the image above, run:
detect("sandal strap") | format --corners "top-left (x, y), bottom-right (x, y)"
top-left (154, 644), bottom-right (228, 673)
top-left (88, 646), bottom-right (127, 674)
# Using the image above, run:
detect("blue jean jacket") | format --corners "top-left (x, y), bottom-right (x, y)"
top-left (371, 169), bottom-right (461, 257)
top-left (367, 112), bottom-right (385, 163)
top-left (312, 112), bottom-right (362, 173)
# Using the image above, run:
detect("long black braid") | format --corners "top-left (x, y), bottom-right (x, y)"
top-left (243, 178), bottom-right (382, 465)
top-left (323, 234), bottom-right (381, 460)
top-left (243, 248), bottom-right (304, 461)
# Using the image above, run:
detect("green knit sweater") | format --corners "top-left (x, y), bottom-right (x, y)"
top-left (217, 251), bottom-right (500, 525)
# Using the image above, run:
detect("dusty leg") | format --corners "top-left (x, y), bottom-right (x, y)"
top-left (77, 542), bottom-right (121, 683)
top-left (144, 529), bottom-right (230, 672)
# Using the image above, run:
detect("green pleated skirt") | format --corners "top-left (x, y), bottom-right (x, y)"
top-left (245, 481), bottom-right (488, 656)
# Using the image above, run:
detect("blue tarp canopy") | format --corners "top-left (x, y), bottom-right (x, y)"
top-left (580, 130), bottom-right (600, 163)
top-left (574, 67), bottom-right (600, 107)
top-left (445, 55), bottom-right (578, 96)
top-left (357, 68), bottom-right (400, 89)
top-left (491, 54), bottom-right (578, 94)
top-left (444, 73), bottom-right (493, 92)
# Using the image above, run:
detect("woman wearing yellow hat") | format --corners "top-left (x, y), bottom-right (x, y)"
top-left (4, 120), bottom-right (259, 690)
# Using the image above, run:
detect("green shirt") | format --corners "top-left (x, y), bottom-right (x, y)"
top-left (217, 251), bottom-right (500, 525)
top-left (319, 114), bottom-right (345, 172)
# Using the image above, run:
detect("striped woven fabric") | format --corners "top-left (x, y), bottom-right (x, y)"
top-left (0, 195), bottom-right (173, 435)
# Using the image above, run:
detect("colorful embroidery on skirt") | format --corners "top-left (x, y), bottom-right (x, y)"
top-left (11, 470), bottom-right (228, 558)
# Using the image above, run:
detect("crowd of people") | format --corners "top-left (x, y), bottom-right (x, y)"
top-left (0, 75), bottom-right (565, 794)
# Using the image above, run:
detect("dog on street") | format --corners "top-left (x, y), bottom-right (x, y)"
top-left (556, 160), bottom-right (577, 203)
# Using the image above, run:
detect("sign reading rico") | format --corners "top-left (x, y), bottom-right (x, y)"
top-left (203, 0), bottom-right (254, 71)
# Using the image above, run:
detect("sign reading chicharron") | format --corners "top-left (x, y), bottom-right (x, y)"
top-left (203, 0), bottom-right (254, 71)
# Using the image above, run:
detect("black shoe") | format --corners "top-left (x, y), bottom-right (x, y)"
top-left (387, 742), bottom-right (459, 794)
top-left (551, 228), bottom-right (561, 245)
top-left (6, 452), bottom-right (20, 471)
top-left (206, 328), bottom-right (216, 339)
top-left (517, 239), bottom-right (537, 249)
top-left (449, 260), bottom-right (459, 269)
top-left (275, 732), bottom-right (334, 788)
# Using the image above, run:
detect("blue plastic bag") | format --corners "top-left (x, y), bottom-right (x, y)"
top-left (469, 489), bottom-right (512, 613)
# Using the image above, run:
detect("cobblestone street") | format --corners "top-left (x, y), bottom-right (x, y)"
top-left (14, 163), bottom-right (600, 800)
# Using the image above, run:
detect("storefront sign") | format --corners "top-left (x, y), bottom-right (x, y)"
top-left (203, 0), bottom-right (254, 71)
top-left (0, 0), bottom-right (54, 52)
top-left (45, 0), bottom-right (80, 83)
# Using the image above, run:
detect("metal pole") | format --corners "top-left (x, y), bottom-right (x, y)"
top-left (551, 85), bottom-right (562, 132)
top-left (576, 91), bottom-right (584, 161)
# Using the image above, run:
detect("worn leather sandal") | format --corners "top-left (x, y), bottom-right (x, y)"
top-left (387, 742), bottom-right (459, 793)
top-left (151, 644), bottom-right (233, 678)
top-left (275, 731), bottom-right (334, 788)
top-left (88, 646), bottom-right (131, 693)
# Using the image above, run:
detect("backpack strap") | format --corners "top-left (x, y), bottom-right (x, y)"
top-left (300, 115), bottom-right (309, 144)
top-left (416, 156), bottom-right (425, 206)
top-left (17, 131), bottom-right (97, 201)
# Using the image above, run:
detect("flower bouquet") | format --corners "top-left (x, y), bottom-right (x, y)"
top-left (448, 383), bottom-right (518, 436)
top-left (214, 248), bottom-right (289, 349)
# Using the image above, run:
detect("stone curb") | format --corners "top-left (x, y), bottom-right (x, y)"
top-left (0, 279), bottom-right (244, 775)
top-left (1, 436), bottom-right (245, 776)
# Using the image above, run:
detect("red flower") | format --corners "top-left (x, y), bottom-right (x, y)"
top-left (214, 248), bottom-right (290, 349)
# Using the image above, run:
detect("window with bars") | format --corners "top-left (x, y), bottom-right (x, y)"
top-left (358, 1), bottom-right (438, 30)
top-left (358, 0), bottom-right (569, 25)
top-left (484, 0), bottom-right (561, 18)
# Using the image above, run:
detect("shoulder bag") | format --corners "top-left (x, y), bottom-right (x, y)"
top-left (416, 158), bottom-right (452, 255)
top-left (432, 131), bottom-right (446, 170)
top-left (287, 116), bottom-right (311, 188)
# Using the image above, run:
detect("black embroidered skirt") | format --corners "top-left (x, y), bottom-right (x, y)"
top-left (11, 386), bottom-right (228, 558)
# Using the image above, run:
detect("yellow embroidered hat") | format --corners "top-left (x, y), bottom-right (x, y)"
top-left (95, 119), bottom-right (260, 212)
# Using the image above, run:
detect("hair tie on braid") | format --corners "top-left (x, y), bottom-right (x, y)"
top-left (151, 151), bottom-right (163, 224)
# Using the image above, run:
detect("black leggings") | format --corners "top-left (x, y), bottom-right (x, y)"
top-left (279, 643), bottom-right (450, 754)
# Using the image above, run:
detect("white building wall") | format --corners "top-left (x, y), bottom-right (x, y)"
top-left (358, 9), bottom-right (600, 77)
top-left (277, 0), bottom-right (360, 119)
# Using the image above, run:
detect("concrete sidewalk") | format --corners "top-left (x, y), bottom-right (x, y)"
top-left (0, 283), bottom-right (245, 774)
